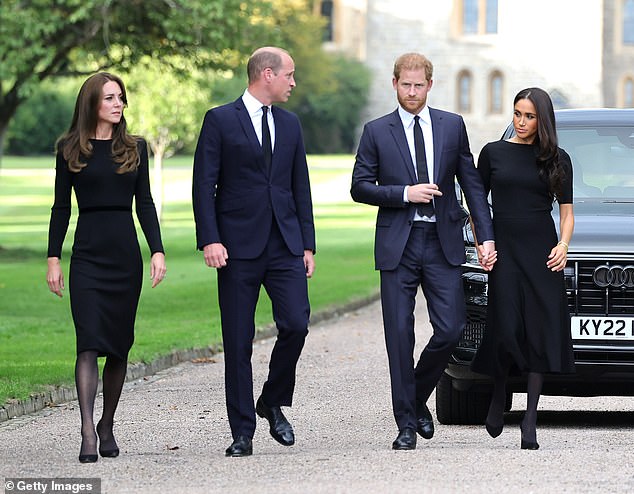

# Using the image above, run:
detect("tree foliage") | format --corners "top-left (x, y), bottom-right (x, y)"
top-left (6, 80), bottom-right (76, 155)
top-left (0, 0), bottom-right (272, 161)
top-left (124, 56), bottom-right (209, 218)
top-left (207, 0), bottom-right (372, 153)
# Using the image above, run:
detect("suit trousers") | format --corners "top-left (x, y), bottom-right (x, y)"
top-left (380, 222), bottom-right (466, 431)
top-left (217, 220), bottom-right (310, 439)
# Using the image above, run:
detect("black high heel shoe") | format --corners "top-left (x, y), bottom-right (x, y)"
top-left (99, 446), bottom-right (120, 458)
top-left (520, 421), bottom-right (539, 450)
top-left (485, 421), bottom-right (503, 438)
top-left (97, 421), bottom-right (120, 458)
top-left (79, 437), bottom-right (98, 463)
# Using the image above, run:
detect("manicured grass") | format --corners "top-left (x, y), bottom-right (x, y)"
top-left (0, 155), bottom-right (379, 404)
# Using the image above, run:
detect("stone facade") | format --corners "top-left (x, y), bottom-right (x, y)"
top-left (323, 0), bottom-right (633, 154)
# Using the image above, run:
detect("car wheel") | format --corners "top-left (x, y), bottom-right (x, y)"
top-left (435, 372), bottom-right (491, 425)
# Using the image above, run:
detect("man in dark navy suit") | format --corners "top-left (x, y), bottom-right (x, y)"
top-left (351, 53), bottom-right (496, 450)
top-left (193, 46), bottom-right (315, 457)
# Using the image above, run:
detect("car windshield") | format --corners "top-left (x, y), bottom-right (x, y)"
top-left (559, 126), bottom-right (634, 203)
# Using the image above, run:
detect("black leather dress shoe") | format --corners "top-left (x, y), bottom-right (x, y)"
top-left (392, 427), bottom-right (417, 450)
top-left (416, 404), bottom-right (434, 440)
top-left (225, 436), bottom-right (253, 457)
top-left (256, 397), bottom-right (295, 446)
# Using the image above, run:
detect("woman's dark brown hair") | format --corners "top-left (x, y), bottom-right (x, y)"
top-left (514, 87), bottom-right (565, 198)
top-left (58, 72), bottom-right (139, 173)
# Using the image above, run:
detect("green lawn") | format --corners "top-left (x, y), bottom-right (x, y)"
top-left (0, 155), bottom-right (379, 404)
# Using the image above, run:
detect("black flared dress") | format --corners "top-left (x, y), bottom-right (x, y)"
top-left (47, 139), bottom-right (163, 360)
top-left (471, 140), bottom-right (575, 376)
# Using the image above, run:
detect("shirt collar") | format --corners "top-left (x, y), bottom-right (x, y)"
top-left (398, 104), bottom-right (431, 129)
top-left (242, 89), bottom-right (269, 117)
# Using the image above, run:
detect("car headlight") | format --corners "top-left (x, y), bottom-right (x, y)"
top-left (465, 246), bottom-right (481, 267)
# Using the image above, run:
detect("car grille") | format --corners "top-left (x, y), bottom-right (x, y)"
top-left (570, 261), bottom-right (634, 316)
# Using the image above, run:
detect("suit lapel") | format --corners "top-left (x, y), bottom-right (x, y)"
top-left (429, 108), bottom-right (444, 182)
top-left (388, 110), bottom-right (417, 183)
top-left (234, 98), bottom-right (268, 174)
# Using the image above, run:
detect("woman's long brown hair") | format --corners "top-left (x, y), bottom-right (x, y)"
top-left (514, 87), bottom-right (565, 198)
top-left (57, 72), bottom-right (139, 174)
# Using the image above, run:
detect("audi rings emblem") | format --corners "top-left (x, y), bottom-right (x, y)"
top-left (592, 265), bottom-right (634, 288)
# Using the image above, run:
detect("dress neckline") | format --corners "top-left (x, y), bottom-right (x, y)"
top-left (503, 139), bottom-right (535, 146)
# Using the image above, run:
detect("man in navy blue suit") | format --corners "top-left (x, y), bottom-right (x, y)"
top-left (351, 53), bottom-right (496, 450)
top-left (193, 46), bottom-right (315, 457)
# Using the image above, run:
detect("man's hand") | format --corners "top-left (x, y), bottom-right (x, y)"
top-left (304, 250), bottom-right (315, 278)
top-left (407, 183), bottom-right (443, 203)
top-left (203, 243), bottom-right (228, 268)
top-left (477, 241), bottom-right (497, 271)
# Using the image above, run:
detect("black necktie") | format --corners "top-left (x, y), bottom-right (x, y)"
top-left (414, 115), bottom-right (434, 217)
top-left (262, 106), bottom-right (272, 174)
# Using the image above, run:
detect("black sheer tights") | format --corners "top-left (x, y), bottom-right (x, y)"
top-left (486, 371), bottom-right (543, 444)
top-left (75, 351), bottom-right (127, 456)
top-left (521, 372), bottom-right (543, 444)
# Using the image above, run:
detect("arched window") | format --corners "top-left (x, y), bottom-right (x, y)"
top-left (624, 0), bottom-right (634, 44)
top-left (488, 71), bottom-right (503, 114)
top-left (457, 71), bottom-right (473, 113)
top-left (624, 77), bottom-right (634, 107)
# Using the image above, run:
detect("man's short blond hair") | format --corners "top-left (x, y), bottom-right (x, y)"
top-left (393, 53), bottom-right (433, 82)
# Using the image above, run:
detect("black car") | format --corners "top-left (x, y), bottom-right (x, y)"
top-left (437, 108), bottom-right (634, 424)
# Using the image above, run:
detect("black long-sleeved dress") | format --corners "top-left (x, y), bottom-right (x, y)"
top-left (48, 138), bottom-right (163, 360)
top-left (471, 140), bottom-right (575, 376)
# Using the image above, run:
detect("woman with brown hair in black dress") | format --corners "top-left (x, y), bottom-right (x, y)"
top-left (471, 87), bottom-right (575, 450)
top-left (46, 72), bottom-right (166, 463)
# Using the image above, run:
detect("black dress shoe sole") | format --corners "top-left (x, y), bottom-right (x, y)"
top-left (392, 443), bottom-right (416, 450)
top-left (225, 449), bottom-right (253, 457)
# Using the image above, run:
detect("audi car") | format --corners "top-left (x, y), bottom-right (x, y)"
top-left (437, 108), bottom-right (634, 424)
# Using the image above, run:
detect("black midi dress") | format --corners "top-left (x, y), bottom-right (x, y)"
top-left (470, 140), bottom-right (575, 376)
top-left (47, 138), bottom-right (163, 360)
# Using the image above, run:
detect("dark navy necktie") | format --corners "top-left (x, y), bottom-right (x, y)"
top-left (262, 106), bottom-right (272, 174)
top-left (414, 115), bottom-right (434, 217)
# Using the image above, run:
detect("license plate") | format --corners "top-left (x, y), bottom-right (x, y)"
top-left (571, 317), bottom-right (634, 340)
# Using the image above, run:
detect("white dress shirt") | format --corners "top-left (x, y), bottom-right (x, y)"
top-left (242, 89), bottom-right (275, 150)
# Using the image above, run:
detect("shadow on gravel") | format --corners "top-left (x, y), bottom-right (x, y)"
top-left (503, 410), bottom-right (634, 428)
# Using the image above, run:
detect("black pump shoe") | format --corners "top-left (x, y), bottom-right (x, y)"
top-left (97, 420), bottom-right (120, 458)
top-left (485, 421), bottom-right (503, 438)
top-left (521, 439), bottom-right (540, 450)
top-left (520, 421), bottom-right (539, 450)
top-left (99, 446), bottom-right (120, 458)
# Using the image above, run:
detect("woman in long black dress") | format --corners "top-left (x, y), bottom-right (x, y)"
top-left (46, 73), bottom-right (166, 463)
top-left (471, 87), bottom-right (575, 450)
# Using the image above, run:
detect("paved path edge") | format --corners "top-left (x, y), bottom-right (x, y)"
top-left (0, 292), bottom-right (380, 423)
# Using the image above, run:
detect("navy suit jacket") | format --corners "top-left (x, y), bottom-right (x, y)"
top-left (351, 107), bottom-right (493, 270)
top-left (193, 97), bottom-right (315, 258)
